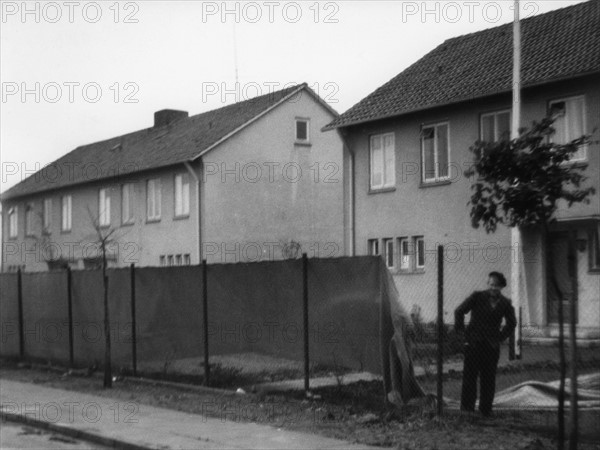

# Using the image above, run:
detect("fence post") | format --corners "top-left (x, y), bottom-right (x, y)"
top-left (517, 306), bottom-right (522, 360)
top-left (437, 245), bottom-right (444, 417)
top-left (17, 268), bottom-right (24, 359)
top-left (202, 259), bottom-right (210, 387)
top-left (568, 229), bottom-right (579, 449)
top-left (67, 267), bottom-right (74, 367)
top-left (130, 263), bottom-right (137, 377)
top-left (303, 253), bottom-right (309, 393)
top-left (509, 328), bottom-right (516, 360)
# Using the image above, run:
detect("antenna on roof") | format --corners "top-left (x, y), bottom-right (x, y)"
top-left (233, 22), bottom-right (239, 84)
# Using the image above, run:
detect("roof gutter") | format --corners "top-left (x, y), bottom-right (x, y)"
top-left (184, 161), bottom-right (202, 264)
top-left (324, 70), bottom-right (600, 131)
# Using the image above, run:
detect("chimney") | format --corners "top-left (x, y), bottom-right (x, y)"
top-left (154, 109), bottom-right (189, 127)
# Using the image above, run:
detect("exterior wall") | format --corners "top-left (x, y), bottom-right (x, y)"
top-left (1, 164), bottom-right (200, 271)
top-left (346, 74), bottom-right (599, 327)
top-left (201, 91), bottom-right (345, 264)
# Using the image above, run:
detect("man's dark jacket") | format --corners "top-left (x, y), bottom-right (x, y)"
top-left (454, 290), bottom-right (516, 347)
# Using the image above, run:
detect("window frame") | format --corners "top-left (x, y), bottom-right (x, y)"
top-left (25, 202), bottom-right (35, 237)
top-left (369, 132), bottom-right (395, 191)
top-left (548, 95), bottom-right (587, 162)
top-left (421, 122), bottom-right (450, 184)
top-left (146, 179), bottom-right (162, 222)
top-left (415, 236), bottom-right (425, 270)
top-left (367, 239), bottom-right (380, 256)
top-left (174, 173), bottom-right (190, 218)
top-left (383, 238), bottom-right (394, 269)
top-left (121, 183), bottom-right (135, 225)
top-left (295, 118), bottom-right (310, 143)
top-left (398, 237), bottom-right (412, 271)
top-left (61, 195), bottom-right (72, 232)
top-left (43, 198), bottom-right (52, 231)
top-left (480, 109), bottom-right (511, 143)
top-left (98, 188), bottom-right (111, 227)
top-left (8, 206), bottom-right (18, 239)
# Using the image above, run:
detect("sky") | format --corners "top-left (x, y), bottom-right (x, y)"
top-left (0, 0), bottom-right (590, 195)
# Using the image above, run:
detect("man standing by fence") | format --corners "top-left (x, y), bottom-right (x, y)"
top-left (455, 271), bottom-right (516, 417)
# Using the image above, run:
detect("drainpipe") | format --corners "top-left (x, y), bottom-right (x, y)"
top-left (336, 128), bottom-right (355, 256)
top-left (184, 161), bottom-right (202, 264)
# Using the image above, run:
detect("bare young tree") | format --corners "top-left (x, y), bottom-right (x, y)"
top-left (85, 206), bottom-right (129, 389)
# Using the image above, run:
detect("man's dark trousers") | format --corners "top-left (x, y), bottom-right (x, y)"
top-left (460, 340), bottom-right (500, 415)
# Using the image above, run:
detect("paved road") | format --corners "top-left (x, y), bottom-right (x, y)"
top-left (0, 419), bottom-right (109, 449)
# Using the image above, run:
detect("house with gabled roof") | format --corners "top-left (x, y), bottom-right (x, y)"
top-left (325, 1), bottom-right (599, 340)
top-left (1, 83), bottom-right (348, 271)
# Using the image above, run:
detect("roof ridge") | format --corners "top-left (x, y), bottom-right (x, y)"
top-left (70, 83), bottom-right (306, 148)
top-left (187, 82), bottom-right (306, 121)
top-left (441, 0), bottom-right (593, 45)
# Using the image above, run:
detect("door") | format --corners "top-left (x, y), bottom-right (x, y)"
top-left (546, 232), bottom-right (578, 324)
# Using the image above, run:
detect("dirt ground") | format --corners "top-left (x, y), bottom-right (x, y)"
top-left (1, 360), bottom-right (599, 450)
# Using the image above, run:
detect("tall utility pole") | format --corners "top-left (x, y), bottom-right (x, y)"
top-left (510, 0), bottom-right (522, 360)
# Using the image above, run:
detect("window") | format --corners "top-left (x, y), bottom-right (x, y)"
top-left (368, 239), bottom-right (379, 256)
top-left (421, 123), bottom-right (449, 183)
top-left (159, 255), bottom-right (166, 267)
top-left (167, 255), bottom-right (173, 266)
top-left (549, 96), bottom-right (586, 161)
top-left (43, 198), bottom-right (52, 231)
top-left (174, 174), bottom-right (190, 217)
top-left (25, 203), bottom-right (35, 236)
top-left (481, 110), bottom-right (510, 142)
top-left (175, 254), bottom-right (182, 266)
top-left (61, 195), bottom-right (72, 232)
top-left (122, 183), bottom-right (135, 224)
top-left (99, 188), bottom-right (111, 227)
top-left (415, 236), bottom-right (425, 269)
top-left (399, 238), bottom-right (412, 271)
top-left (183, 254), bottom-right (191, 265)
top-left (370, 133), bottom-right (395, 190)
top-left (398, 236), bottom-right (425, 272)
top-left (383, 238), bottom-right (394, 269)
top-left (8, 206), bottom-right (18, 239)
top-left (295, 118), bottom-right (309, 142)
top-left (147, 179), bottom-right (162, 221)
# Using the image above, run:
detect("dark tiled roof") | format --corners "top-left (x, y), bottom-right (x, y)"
top-left (2, 84), bottom-right (308, 201)
top-left (325, 1), bottom-right (600, 130)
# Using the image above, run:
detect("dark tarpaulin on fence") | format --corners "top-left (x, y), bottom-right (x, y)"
top-left (71, 269), bottom-right (132, 367)
top-left (21, 271), bottom-right (70, 362)
top-left (207, 259), bottom-right (303, 359)
top-left (381, 264), bottom-right (426, 405)
top-left (308, 256), bottom-right (381, 373)
top-left (0, 256), bottom-right (426, 401)
top-left (134, 266), bottom-right (203, 372)
top-left (0, 273), bottom-right (19, 356)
